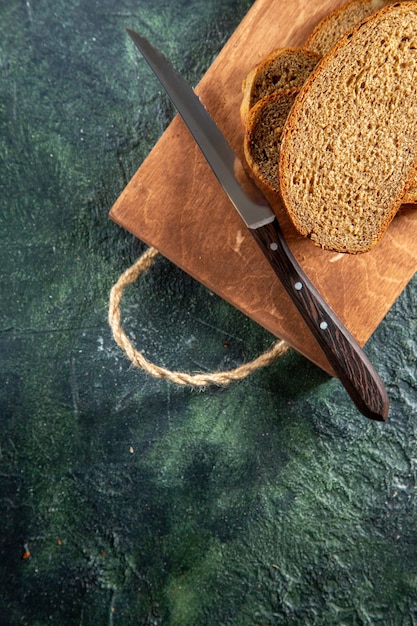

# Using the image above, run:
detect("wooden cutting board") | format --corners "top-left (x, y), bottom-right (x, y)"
top-left (110, 0), bottom-right (417, 376)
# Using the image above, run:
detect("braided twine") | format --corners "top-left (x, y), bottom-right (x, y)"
top-left (108, 246), bottom-right (289, 386)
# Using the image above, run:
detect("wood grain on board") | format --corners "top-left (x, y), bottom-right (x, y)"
top-left (110, 0), bottom-right (417, 375)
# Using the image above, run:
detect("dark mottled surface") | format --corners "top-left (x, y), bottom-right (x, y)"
top-left (1, 0), bottom-right (417, 624)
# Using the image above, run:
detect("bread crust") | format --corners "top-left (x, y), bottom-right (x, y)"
top-left (279, 2), bottom-right (417, 253)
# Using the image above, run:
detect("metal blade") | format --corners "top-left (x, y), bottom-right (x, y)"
top-left (126, 29), bottom-right (275, 229)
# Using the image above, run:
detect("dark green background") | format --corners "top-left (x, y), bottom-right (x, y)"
top-left (1, 0), bottom-right (417, 624)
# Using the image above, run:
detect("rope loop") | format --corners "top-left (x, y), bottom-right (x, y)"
top-left (108, 247), bottom-right (289, 386)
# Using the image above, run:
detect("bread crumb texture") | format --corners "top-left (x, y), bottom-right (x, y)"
top-left (244, 89), bottom-right (299, 193)
top-left (243, 49), bottom-right (320, 112)
top-left (280, 2), bottom-right (417, 253)
top-left (305, 0), bottom-right (398, 55)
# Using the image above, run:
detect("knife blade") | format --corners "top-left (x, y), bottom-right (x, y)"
top-left (126, 29), bottom-right (389, 421)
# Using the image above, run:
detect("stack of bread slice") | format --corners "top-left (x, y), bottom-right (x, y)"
top-left (241, 0), bottom-right (417, 253)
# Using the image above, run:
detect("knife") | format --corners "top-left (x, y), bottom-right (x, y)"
top-left (126, 29), bottom-right (389, 421)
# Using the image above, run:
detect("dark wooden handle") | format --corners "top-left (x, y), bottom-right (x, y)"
top-left (251, 220), bottom-right (389, 421)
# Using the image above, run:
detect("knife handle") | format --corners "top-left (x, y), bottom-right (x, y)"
top-left (251, 220), bottom-right (389, 421)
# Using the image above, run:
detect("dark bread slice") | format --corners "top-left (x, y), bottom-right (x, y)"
top-left (240, 48), bottom-right (320, 126)
top-left (244, 89), bottom-right (299, 195)
top-left (279, 2), bottom-right (417, 253)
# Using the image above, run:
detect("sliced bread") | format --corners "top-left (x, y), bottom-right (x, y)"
top-left (279, 2), bottom-right (417, 254)
top-left (304, 0), bottom-right (396, 55)
top-left (240, 48), bottom-right (320, 126)
top-left (244, 89), bottom-right (299, 194)
top-left (304, 0), bottom-right (417, 203)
